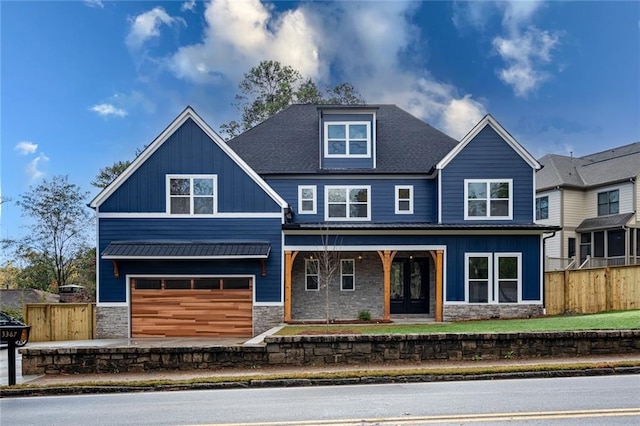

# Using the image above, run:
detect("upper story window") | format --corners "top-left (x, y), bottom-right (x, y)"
top-left (536, 196), bottom-right (549, 220)
top-left (597, 189), bottom-right (619, 216)
top-left (167, 175), bottom-right (217, 215)
top-left (465, 179), bottom-right (512, 220)
top-left (395, 185), bottom-right (413, 214)
top-left (298, 185), bottom-right (317, 214)
top-left (324, 122), bottom-right (371, 158)
top-left (325, 185), bottom-right (371, 221)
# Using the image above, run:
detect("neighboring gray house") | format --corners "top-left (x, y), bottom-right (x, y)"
top-left (536, 142), bottom-right (640, 270)
top-left (0, 289), bottom-right (60, 313)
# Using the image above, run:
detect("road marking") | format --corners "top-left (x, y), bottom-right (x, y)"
top-left (201, 407), bottom-right (640, 425)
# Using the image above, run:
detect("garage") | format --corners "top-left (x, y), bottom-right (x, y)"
top-left (131, 276), bottom-right (253, 337)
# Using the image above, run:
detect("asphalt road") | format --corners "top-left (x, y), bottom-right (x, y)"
top-left (2, 375), bottom-right (639, 425)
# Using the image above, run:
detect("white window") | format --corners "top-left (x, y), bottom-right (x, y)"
top-left (340, 259), bottom-right (355, 291)
top-left (395, 185), bottom-right (413, 214)
top-left (464, 179), bottom-right (512, 220)
top-left (325, 185), bottom-right (371, 221)
top-left (298, 185), bottom-right (317, 214)
top-left (305, 259), bottom-right (319, 291)
top-left (324, 122), bottom-right (371, 158)
top-left (465, 253), bottom-right (521, 303)
top-left (167, 175), bottom-right (217, 215)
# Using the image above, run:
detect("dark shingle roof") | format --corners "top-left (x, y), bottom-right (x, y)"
top-left (537, 142), bottom-right (640, 190)
top-left (575, 213), bottom-right (634, 233)
top-left (227, 104), bottom-right (459, 174)
top-left (102, 241), bottom-right (271, 259)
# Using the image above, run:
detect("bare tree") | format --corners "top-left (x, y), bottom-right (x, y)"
top-left (314, 230), bottom-right (341, 326)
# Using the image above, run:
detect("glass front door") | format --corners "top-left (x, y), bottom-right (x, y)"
top-left (390, 258), bottom-right (429, 314)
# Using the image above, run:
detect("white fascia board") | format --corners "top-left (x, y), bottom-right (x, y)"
top-left (90, 107), bottom-right (288, 210)
top-left (436, 114), bottom-right (541, 171)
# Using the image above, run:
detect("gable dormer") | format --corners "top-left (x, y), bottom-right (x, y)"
top-left (436, 114), bottom-right (541, 225)
top-left (319, 106), bottom-right (378, 170)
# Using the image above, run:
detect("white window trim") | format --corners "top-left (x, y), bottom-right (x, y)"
top-left (464, 179), bottom-right (513, 220)
top-left (464, 252), bottom-right (522, 304)
top-left (323, 121), bottom-right (371, 158)
top-left (494, 253), bottom-right (522, 304)
top-left (166, 174), bottom-right (218, 216)
top-left (340, 259), bottom-right (355, 291)
top-left (395, 185), bottom-right (414, 215)
top-left (305, 259), bottom-right (319, 292)
top-left (324, 185), bottom-right (372, 221)
top-left (465, 253), bottom-right (492, 304)
top-left (298, 185), bottom-right (317, 214)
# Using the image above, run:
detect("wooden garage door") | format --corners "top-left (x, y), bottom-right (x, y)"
top-left (131, 277), bottom-right (252, 337)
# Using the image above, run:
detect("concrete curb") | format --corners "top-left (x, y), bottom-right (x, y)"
top-left (2, 364), bottom-right (639, 398)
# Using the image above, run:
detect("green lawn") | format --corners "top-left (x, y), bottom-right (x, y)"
top-left (276, 310), bottom-right (640, 336)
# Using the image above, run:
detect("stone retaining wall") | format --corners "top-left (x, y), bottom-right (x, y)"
top-left (21, 330), bottom-right (640, 375)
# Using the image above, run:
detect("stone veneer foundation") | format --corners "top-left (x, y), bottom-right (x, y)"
top-left (253, 305), bottom-right (284, 335)
top-left (443, 304), bottom-right (544, 322)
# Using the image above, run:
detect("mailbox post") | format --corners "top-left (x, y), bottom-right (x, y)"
top-left (1, 325), bottom-right (31, 386)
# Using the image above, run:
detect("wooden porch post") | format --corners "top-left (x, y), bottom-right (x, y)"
top-left (284, 251), bottom-right (298, 323)
top-left (435, 250), bottom-right (444, 322)
top-left (377, 250), bottom-right (397, 321)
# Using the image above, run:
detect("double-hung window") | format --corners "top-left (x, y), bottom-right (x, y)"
top-left (324, 122), bottom-right (371, 157)
top-left (167, 175), bottom-right (217, 215)
top-left (298, 185), bottom-right (316, 214)
top-left (325, 185), bottom-right (371, 221)
top-left (305, 259), bottom-right (319, 291)
top-left (465, 179), bottom-right (512, 220)
top-left (597, 189), bottom-right (619, 216)
top-left (395, 185), bottom-right (413, 214)
top-left (465, 253), bottom-right (521, 303)
top-left (536, 196), bottom-right (549, 220)
top-left (341, 259), bottom-right (355, 291)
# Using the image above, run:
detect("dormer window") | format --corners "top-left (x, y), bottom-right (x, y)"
top-left (324, 122), bottom-right (371, 158)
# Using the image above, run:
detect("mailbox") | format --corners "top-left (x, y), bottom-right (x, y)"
top-left (1, 325), bottom-right (31, 346)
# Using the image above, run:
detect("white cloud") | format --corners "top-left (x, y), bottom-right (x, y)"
top-left (181, 0), bottom-right (197, 12)
top-left (14, 141), bottom-right (38, 155)
top-left (25, 153), bottom-right (49, 182)
top-left (90, 103), bottom-right (128, 118)
top-left (126, 7), bottom-right (183, 50)
top-left (167, 0), bottom-right (485, 138)
top-left (493, 28), bottom-right (559, 97)
top-left (452, 1), bottom-right (495, 31)
top-left (83, 0), bottom-right (104, 8)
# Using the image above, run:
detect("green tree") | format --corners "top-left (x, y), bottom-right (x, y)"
top-left (2, 175), bottom-right (92, 290)
top-left (91, 160), bottom-right (131, 189)
top-left (221, 60), bottom-right (365, 139)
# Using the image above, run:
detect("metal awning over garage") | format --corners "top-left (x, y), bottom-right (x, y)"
top-left (102, 241), bottom-right (271, 260)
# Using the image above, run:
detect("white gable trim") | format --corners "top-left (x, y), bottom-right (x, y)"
top-left (436, 114), bottom-right (541, 171)
top-left (89, 107), bottom-right (288, 209)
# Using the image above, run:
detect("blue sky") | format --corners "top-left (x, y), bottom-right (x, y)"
top-left (1, 0), bottom-right (639, 241)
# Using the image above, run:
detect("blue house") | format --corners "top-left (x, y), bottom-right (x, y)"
top-left (91, 105), bottom-right (556, 338)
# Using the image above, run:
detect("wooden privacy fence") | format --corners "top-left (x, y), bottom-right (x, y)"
top-left (24, 303), bottom-right (96, 342)
top-left (545, 265), bottom-right (640, 315)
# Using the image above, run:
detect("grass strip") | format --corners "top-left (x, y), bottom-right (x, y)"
top-left (3, 360), bottom-right (639, 391)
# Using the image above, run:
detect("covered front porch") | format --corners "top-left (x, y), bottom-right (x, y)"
top-left (283, 248), bottom-right (444, 323)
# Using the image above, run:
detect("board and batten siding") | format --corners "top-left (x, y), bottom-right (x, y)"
top-left (98, 217), bottom-right (282, 304)
top-left (267, 177), bottom-right (437, 223)
top-left (99, 118), bottom-right (281, 214)
top-left (439, 126), bottom-right (535, 224)
top-left (284, 233), bottom-right (542, 303)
